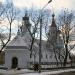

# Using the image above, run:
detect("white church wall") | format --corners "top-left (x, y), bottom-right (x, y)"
top-left (5, 49), bottom-right (30, 69)
top-left (30, 50), bottom-right (58, 63)
top-left (5, 50), bottom-right (11, 69)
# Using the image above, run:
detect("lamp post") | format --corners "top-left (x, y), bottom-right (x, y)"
top-left (39, 0), bottom-right (52, 73)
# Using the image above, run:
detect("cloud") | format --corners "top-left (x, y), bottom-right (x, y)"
top-left (0, 0), bottom-right (5, 2)
top-left (12, 0), bottom-right (74, 11)
top-left (13, 0), bottom-right (48, 8)
top-left (47, 0), bottom-right (74, 11)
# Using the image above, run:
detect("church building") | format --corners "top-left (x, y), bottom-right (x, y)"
top-left (4, 12), bottom-right (64, 69)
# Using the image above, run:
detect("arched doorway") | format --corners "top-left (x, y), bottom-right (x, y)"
top-left (11, 57), bottom-right (18, 68)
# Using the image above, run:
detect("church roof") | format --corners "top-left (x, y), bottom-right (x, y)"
top-left (51, 14), bottom-right (57, 27)
top-left (6, 32), bottom-right (31, 49)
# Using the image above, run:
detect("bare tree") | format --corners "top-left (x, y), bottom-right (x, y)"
top-left (0, 1), bottom-right (20, 53)
top-left (47, 29), bottom-right (59, 66)
top-left (0, 2), bottom-right (9, 52)
top-left (24, 8), bottom-right (51, 58)
top-left (58, 9), bottom-right (75, 66)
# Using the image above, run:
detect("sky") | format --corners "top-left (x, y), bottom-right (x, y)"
top-left (9, 0), bottom-right (75, 11)
top-left (0, 0), bottom-right (75, 39)
top-left (0, 0), bottom-right (75, 31)
top-left (0, 0), bottom-right (75, 52)
top-left (0, 0), bottom-right (75, 34)
top-left (13, 0), bottom-right (74, 9)
top-left (0, 0), bottom-right (75, 11)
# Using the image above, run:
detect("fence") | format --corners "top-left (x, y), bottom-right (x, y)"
top-left (28, 62), bottom-right (75, 69)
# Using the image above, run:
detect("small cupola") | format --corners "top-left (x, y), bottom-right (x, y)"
top-left (22, 12), bottom-right (29, 21)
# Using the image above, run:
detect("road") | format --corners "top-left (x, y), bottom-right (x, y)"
top-left (51, 71), bottom-right (75, 75)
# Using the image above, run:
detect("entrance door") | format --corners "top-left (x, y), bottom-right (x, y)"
top-left (12, 57), bottom-right (18, 68)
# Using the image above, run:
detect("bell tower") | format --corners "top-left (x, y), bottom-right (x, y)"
top-left (50, 13), bottom-right (57, 36)
top-left (48, 13), bottom-right (57, 46)
top-left (21, 12), bottom-right (31, 35)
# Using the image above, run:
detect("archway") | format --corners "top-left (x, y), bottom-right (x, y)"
top-left (11, 57), bottom-right (18, 68)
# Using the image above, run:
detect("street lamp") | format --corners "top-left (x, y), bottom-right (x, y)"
top-left (39, 0), bottom-right (52, 73)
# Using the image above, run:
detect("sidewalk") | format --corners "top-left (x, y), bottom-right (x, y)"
top-left (21, 69), bottom-right (75, 75)
top-left (0, 69), bottom-right (34, 75)
top-left (0, 68), bottom-right (75, 75)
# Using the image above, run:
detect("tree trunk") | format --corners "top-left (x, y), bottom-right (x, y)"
top-left (63, 44), bottom-right (68, 66)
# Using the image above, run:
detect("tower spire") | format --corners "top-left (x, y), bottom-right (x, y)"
top-left (51, 13), bottom-right (57, 27)
top-left (25, 10), bottom-right (28, 17)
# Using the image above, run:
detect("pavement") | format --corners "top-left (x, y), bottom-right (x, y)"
top-left (0, 68), bottom-right (75, 75)
top-left (52, 71), bottom-right (75, 75)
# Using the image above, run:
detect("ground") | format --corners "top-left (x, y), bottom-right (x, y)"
top-left (52, 71), bottom-right (75, 75)
top-left (0, 68), bottom-right (75, 75)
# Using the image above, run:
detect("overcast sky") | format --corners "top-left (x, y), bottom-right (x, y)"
top-left (0, 0), bottom-right (75, 39)
top-left (13, 0), bottom-right (75, 10)
top-left (0, 0), bottom-right (75, 11)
